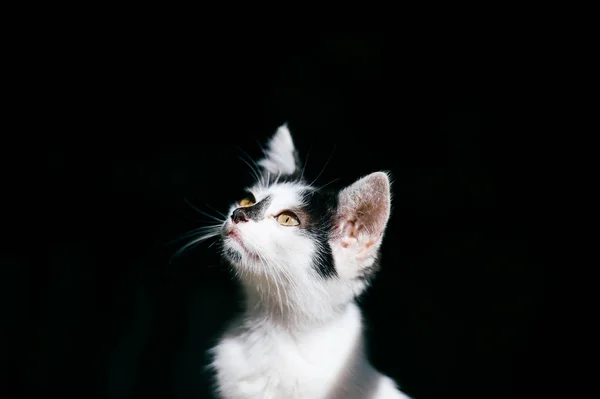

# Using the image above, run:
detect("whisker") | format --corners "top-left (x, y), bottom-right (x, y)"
top-left (166, 225), bottom-right (222, 246)
top-left (300, 143), bottom-right (312, 182)
top-left (256, 140), bottom-right (267, 157)
top-left (238, 156), bottom-right (262, 184)
top-left (315, 177), bottom-right (340, 191)
top-left (184, 198), bottom-right (225, 223)
top-left (237, 147), bottom-right (262, 174)
top-left (170, 230), bottom-right (221, 261)
top-left (309, 144), bottom-right (336, 187)
top-left (205, 203), bottom-right (227, 219)
top-left (237, 146), bottom-right (265, 187)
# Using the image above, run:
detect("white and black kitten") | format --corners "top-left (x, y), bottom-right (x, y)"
top-left (195, 124), bottom-right (412, 398)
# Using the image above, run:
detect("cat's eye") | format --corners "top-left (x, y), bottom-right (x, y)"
top-left (239, 198), bottom-right (254, 207)
top-left (238, 192), bottom-right (255, 207)
top-left (276, 211), bottom-right (300, 226)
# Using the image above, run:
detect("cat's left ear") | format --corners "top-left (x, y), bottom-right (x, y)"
top-left (332, 172), bottom-right (392, 260)
top-left (258, 123), bottom-right (300, 177)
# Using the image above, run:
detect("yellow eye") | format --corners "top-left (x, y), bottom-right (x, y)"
top-left (276, 212), bottom-right (300, 226)
top-left (239, 197), bottom-right (254, 207)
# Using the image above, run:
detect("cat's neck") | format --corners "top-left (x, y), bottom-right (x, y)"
top-left (240, 281), bottom-right (356, 332)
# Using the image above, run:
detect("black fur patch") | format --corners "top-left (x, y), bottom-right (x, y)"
top-left (301, 188), bottom-right (339, 278)
top-left (239, 195), bottom-right (271, 222)
top-left (223, 246), bottom-right (242, 264)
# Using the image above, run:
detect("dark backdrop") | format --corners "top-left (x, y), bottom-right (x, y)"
top-left (4, 34), bottom-right (550, 399)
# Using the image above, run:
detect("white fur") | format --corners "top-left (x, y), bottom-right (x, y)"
top-left (209, 125), bottom-right (412, 398)
top-left (257, 123), bottom-right (298, 176)
top-left (210, 303), bottom-right (410, 399)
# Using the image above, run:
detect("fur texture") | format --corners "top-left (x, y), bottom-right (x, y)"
top-left (201, 124), bottom-right (411, 398)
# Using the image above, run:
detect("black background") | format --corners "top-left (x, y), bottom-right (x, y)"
top-left (4, 33), bottom-right (551, 398)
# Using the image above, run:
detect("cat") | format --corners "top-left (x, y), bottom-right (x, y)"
top-left (197, 124), bottom-right (412, 398)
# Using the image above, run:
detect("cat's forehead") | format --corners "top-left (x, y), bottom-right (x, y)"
top-left (251, 182), bottom-right (311, 208)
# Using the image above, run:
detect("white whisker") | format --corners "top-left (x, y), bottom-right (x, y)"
top-left (167, 225), bottom-right (222, 245)
top-left (238, 146), bottom-right (266, 187)
top-left (184, 198), bottom-right (225, 223)
top-left (309, 144), bottom-right (336, 187)
top-left (238, 156), bottom-right (262, 184)
top-left (205, 203), bottom-right (228, 219)
top-left (315, 177), bottom-right (340, 191)
top-left (170, 227), bottom-right (221, 261)
top-left (300, 142), bottom-right (312, 182)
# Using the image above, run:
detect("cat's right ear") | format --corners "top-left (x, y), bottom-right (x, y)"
top-left (331, 172), bottom-right (392, 264)
top-left (257, 123), bottom-right (300, 177)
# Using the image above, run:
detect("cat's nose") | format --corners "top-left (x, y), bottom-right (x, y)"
top-left (232, 208), bottom-right (249, 224)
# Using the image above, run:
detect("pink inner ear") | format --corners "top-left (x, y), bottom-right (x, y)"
top-left (334, 172), bottom-right (391, 244)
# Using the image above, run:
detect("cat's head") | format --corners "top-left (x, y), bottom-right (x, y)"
top-left (219, 124), bottom-right (392, 314)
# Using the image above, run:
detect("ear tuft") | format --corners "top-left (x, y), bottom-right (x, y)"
top-left (257, 124), bottom-right (299, 176)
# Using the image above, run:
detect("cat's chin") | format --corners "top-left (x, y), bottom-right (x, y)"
top-left (222, 236), bottom-right (259, 263)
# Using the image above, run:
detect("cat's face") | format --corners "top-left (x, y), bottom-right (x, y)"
top-left (218, 124), bottom-right (392, 307)
top-left (222, 182), bottom-right (337, 280)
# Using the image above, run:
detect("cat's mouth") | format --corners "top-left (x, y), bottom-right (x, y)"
top-left (225, 227), bottom-right (258, 259)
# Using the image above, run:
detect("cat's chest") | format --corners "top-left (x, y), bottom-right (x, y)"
top-left (210, 308), bottom-right (364, 399)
